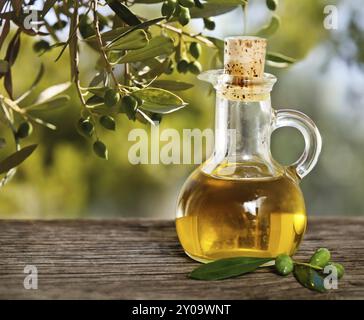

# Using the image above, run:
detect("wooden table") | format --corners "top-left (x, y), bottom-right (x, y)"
top-left (0, 218), bottom-right (363, 299)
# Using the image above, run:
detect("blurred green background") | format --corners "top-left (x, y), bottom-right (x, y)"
top-left (0, 0), bottom-right (363, 219)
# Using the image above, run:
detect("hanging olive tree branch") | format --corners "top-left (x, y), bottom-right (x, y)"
top-left (92, 0), bottom-right (119, 88)
top-left (71, 0), bottom-right (99, 141)
top-left (0, 0), bottom-right (296, 184)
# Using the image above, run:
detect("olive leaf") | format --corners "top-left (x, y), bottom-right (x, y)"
top-left (133, 88), bottom-right (187, 114)
top-left (114, 36), bottom-right (174, 64)
top-left (88, 72), bottom-right (106, 87)
top-left (85, 26), bottom-right (130, 43)
top-left (0, 144), bottom-right (37, 175)
top-left (106, 29), bottom-right (149, 51)
top-left (87, 87), bottom-right (108, 98)
top-left (86, 95), bottom-right (105, 107)
top-left (190, 257), bottom-right (273, 281)
top-left (106, 0), bottom-right (142, 26)
top-left (33, 82), bottom-right (71, 105)
top-left (294, 265), bottom-right (327, 293)
top-left (266, 52), bottom-right (296, 68)
top-left (152, 80), bottom-right (194, 91)
top-left (108, 17), bottom-right (165, 44)
top-left (188, 3), bottom-right (239, 19)
top-left (257, 15), bottom-right (281, 37)
top-left (26, 95), bottom-right (70, 111)
top-left (1, 29), bottom-right (21, 99)
top-left (85, 17), bottom-right (164, 44)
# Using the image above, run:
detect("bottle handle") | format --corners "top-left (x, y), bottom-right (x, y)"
top-left (272, 109), bottom-right (322, 179)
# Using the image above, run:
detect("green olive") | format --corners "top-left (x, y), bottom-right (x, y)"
top-left (151, 113), bottom-right (162, 123)
top-left (79, 23), bottom-right (95, 39)
top-left (53, 20), bottom-right (67, 30)
top-left (177, 59), bottom-right (189, 73)
top-left (121, 95), bottom-right (138, 110)
top-left (93, 140), bottom-right (108, 160)
top-left (188, 60), bottom-right (202, 75)
top-left (104, 89), bottom-right (120, 107)
top-left (79, 14), bottom-right (90, 25)
top-left (77, 119), bottom-right (94, 137)
top-left (326, 262), bottom-right (345, 279)
top-left (178, 0), bottom-right (195, 8)
top-left (78, 15), bottom-right (94, 38)
top-left (33, 40), bottom-right (50, 53)
top-left (189, 42), bottom-right (201, 59)
top-left (99, 115), bottom-right (116, 131)
top-left (193, 0), bottom-right (204, 9)
top-left (266, 0), bottom-right (278, 11)
top-left (203, 18), bottom-right (216, 30)
top-left (178, 6), bottom-right (191, 26)
top-left (16, 122), bottom-right (33, 139)
top-left (275, 254), bottom-right (294, 276)
top-left (162, 0), bottom-right (177, 19)
top-left (309, 248), bottom-right (331, 268)
top-left (120, 95), bottom-right (138, 120)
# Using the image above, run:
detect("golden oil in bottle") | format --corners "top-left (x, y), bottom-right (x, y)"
top-left (175, 36), bottom-right (321, 263)
top-left (176, 164), bottom-right (307, 263)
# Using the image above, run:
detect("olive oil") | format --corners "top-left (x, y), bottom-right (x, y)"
top-left (176, 165), bottom-right (307, 263)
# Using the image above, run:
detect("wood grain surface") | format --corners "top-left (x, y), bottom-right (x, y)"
top-left (0, 218), bottom-right (363, 299)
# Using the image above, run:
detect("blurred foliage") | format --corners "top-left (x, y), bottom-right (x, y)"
top-left (268, 0), bottom-right (333, 59)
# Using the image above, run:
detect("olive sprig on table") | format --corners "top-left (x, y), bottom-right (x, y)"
top-left (189, 248), bottom-right (345, 293)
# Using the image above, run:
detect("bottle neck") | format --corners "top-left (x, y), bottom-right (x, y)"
top-left (199, 71), bottom-right (282, 178)
top-left (214, 95), bottom-right (273, 164)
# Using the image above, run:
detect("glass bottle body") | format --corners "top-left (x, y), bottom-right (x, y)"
top-left (176, 166), bottom-right (306, 263)
top-left (176, 85), bottom-right (321, 263)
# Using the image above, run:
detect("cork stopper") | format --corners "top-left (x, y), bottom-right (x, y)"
top-left (198, 36), bottom-right (275, 102)
top-left (224, 36), bottom-right (267, 79)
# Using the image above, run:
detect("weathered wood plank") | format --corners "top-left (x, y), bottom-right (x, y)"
top-left (0, 218), bottom-right (363, 299)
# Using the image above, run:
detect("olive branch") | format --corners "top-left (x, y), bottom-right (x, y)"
top-left (0, 0), bottom-right (294, 185)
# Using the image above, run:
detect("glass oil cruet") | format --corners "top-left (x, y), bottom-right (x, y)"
top-left (176, 36), bottom-right (322, 263)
